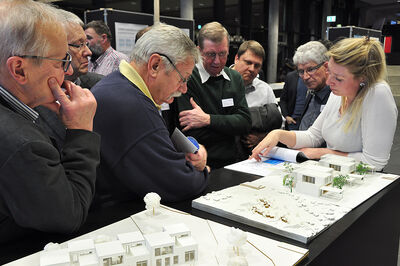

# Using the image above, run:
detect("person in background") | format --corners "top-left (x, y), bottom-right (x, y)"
top-left (84, 20), bottom-right (129, 76)
top-left (175, 22), bottom-right (251, 169)
top-left (0, 0), bottom-right (100, 243)
top-left (36, 9), bottom-right (103, 150)
top-left (294, 41), bottom-right (331, 131)
top-left (231, 40), bottom-right (282, 156)
top-left (251, 37), bottom-right (397, 171)
top-left (91, 23), bottom-right (209, 205)
top-left (279, 70), bottom-right (308, 130)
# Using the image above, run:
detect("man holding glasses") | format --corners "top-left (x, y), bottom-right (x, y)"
top-left (0, 0), bottom-right (100, 243)
top-left (293, 41), bottom-right (331, 130)
top-left (91, 23), bottom-right (209, 205)
top-left (175, 22), bottom-right (251, 169)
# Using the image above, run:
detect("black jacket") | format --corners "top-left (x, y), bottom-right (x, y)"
top-left (0, 98), bottom-right (100, 243)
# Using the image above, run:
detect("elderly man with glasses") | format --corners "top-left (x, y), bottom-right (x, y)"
top-left (293, 41), bottom-right (331, 131)
top-left (91, 23), bottom-right (209, 206)
top-left (175, 22), bottom-right (251, 169)
top-left (0, 0), bottom-right (100, 243)
top-left (36, 9), bottom-right (104, 151)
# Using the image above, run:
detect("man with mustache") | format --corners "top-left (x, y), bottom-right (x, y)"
top-left (91, 24), bottom-right (209, 206)
top-left (85, 20), bottom-right (129, 76)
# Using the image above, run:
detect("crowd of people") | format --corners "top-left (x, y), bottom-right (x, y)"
top-left (0, 0), bottom-right (397, 246)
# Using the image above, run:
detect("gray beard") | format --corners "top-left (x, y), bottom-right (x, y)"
top-left (90, 44), bottom-right (103, 57)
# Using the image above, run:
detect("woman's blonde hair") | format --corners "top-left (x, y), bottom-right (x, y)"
top-left (327, 37), bottom-right (387, 131)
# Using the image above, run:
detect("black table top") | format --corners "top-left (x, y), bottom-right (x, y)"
top-left (1, 168), bottom-right (399, 265)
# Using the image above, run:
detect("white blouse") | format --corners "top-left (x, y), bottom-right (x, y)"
top-left (293, 82), bottom-right (398, 171)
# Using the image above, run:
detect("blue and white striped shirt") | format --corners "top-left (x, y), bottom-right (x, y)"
top-left (0, 85), bottom-right (39, 122)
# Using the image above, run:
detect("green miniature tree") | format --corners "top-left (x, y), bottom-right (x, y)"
top-left (355, 162), bottom-right (370, 175)
top-left (283, 162), bottom-right (295, 192)
top-left (332, 174), bottom-right (349, 189)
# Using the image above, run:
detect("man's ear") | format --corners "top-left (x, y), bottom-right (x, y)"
top-left (101, 33), bottom-right (108, 44)
top-left (6, 56), bottom-right (28, 84)
top-left (234, 54), bottom-right (239, 64)
top-left (148, 54), bottom-right (162, 78)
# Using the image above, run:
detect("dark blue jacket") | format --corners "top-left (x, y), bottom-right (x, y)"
top-left (92, 71), bottom-right (209, 205)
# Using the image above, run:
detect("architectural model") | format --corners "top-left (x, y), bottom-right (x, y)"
top-left (193, 156), bottom-right (398, 243)
top-left (40, 223), bottom-right (198, 266)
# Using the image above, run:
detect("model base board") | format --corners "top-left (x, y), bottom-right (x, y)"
top-left (194, 161), bottom-right (398, 243)
top-left (6, 206), bottom-right (308, 266)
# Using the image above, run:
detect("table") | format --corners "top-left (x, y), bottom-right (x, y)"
top-left (2, 168), bottom-right (399, 265)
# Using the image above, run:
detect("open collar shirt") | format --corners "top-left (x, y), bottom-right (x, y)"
top-left (88, 47), bottom-right (129, 76)
top-left (196, 61), bottom-right (230, 83)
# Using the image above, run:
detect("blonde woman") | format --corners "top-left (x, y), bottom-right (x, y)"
top-left (250, 37), bottom-right (397, 171)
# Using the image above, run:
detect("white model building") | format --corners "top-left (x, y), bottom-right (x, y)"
top-left (294, 168), bottom-right (333, 197)
top-left (319, 154), bottom-right (356, 174)
top-left (40, 223), bottom-right (198, 266)
top-left (163, 223), bottom-right (198, 264)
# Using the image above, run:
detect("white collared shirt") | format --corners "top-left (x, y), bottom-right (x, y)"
top-left (196, 62), bottom-right (231, 83)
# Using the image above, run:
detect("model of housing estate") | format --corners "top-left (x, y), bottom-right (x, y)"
top-left (39, 223), bottom-right (198, 266)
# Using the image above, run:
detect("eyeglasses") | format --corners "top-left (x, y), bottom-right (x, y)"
top-left (68, 41), bottom-right (89, 51)
top-left (297, 62), bottom-right (325, 77)
top-left (17, 52), bottom-right (72, 72)
top-left (203, 51), bottom-right (228, 60)
top-left (156, 53), bottom-right (189, 84)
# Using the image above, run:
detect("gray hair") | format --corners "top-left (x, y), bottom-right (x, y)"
top-left (130, 23), bottom-right (200, 72)
top-left (0, 0), bottom-right (62, 67)
top-left (57, 9), bottom-right (84, 27)
top-left (293, 41), bottom-right (328, 65)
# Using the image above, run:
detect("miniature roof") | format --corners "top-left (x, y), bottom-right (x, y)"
top-left (295, 165), bottom-right (333, 173)
top-left (40, 248), bottom-right (69, 266)
top-left (117, 231), bottom-right (144, 244)
top-left (163, 223), bottom-right (190, 236)
top-left (144, 232), bottom-right (174, 247)
top-left (78, 253), bottom-right (99, 266)
top-left (295, 168), bottom-right (332, 178)
top-left (130, 245), bottom-right (150, 257)
top-left (320, 154), bottom-right (355, 162)
top-left (95, 240), bottom-right (125, 258)
top-left (68, 239), bottom-right (95, 253)
top-left (319, 158), bottom-right (355, 167)
top-left (176, 236), bottom-right (197, 247)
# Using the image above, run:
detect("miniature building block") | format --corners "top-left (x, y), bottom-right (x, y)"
top-left (294, 168), bottom-right (333, 197)
top-left (68, 238), bottom-right (95, 263)
top-left (319, 157), bottom-right (356, 174)
top-left (144, 232), bottom-right (175, 265)
top-left (163, 223), bottom-right (191, 238)
top-left (163, 223), bottom-right (198, 264)
top-left (40, 224), bottom-right (197, 266)
top-left (95, 240), bottom-right (125, 265)
top-left (40, 248), bottom-right (70, 266)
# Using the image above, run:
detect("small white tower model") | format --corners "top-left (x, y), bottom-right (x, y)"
top-left (319, 154), bottom-right (356, 174)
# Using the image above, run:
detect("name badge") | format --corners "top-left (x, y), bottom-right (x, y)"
top-left (222, 98), bottom-right (234, 108)
top-left (161, 103), bottom-right (170, 111)
top-left (320, 104), bottom-right (325, 112)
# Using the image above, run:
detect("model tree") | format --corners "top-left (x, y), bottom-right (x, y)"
top-left (283, 162), bottom-right (295, 192)
top-left (144, 192), bottom-right (161, 215)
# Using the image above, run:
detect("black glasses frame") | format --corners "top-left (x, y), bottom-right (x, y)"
top-left (155, 53), bottom-right (189, 84)
top-left (17, 52), bottom-right (72, 72)
top-left (297, 61), bottom-right (325, 77)
top-left (68, 42), bottom-right (89, 51)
